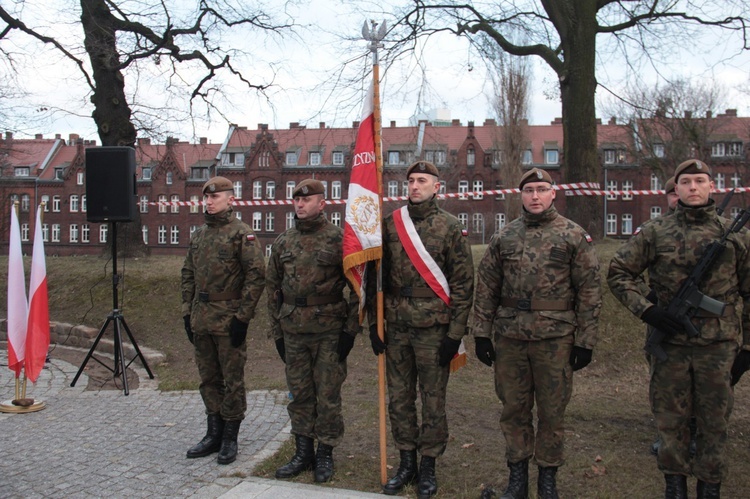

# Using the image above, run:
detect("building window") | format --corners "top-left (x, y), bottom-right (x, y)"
top-left (42, 224), bottom-right (49, 242)
top-left (493, 150), bottom-right (504, 166)
top-left (266, 181), bottom-right (276, 199)
top-left (650, 174), bottom-right (661, 191)
top-left (142, 225), bottom-right (148, 245)
top-left (142, 167), bottom-right (152, 180)
top-left (458, 180), bottom-right (469, 200)
top-left (606, 214), bottom-right (617, 235)
top-left (494, 181), bottom-right (505, 200)
top-left (158, 194), bottom-right (167, 213)
top-left (69, 195), bottom-right (79, 212)
top-left (654, 144), bottom-right (665, 158)
top-left (286, 181), bottom-right (295, 199)
top-left (54, 168), bottom-right (64, 180)
top-left (100, 224), bottom-right (108, 243)
top-left (522, 150), bottom-right (532, 165)
top-left (21, 194), bottom-right (30, 212)
top-left (41, 195), bottom-right (49, 212)
top-left (286, 212), bottom-right (295, 229)
top-left (731, 173), bottom-right (741, 188)
top-left (495, 213), bottom-right (506, 233)
top-left (252, 212), bottom-right (262, 231)
top-left (14, 167), bottom-right (30, 177)
top-left (731, 207), bottom-right (742, 219)
top-left (331, 181), bottom-right (341, 199)
top-left (321, 181), bottom-right (328, 199)
top-left (309, 152), bottom-right (321, 166)
top-left (21, 223), bottom-right (29, 242)
top-left (253, 181), bottom-right (262, 199)
top-left (259, 150), bottom-right (270, 168)
top-left (388, 151), bottom-right (400, 165)
top-left (265, 212), bottom-right (274, 232)
top-left (332, 151), bottom-right (344, 166)
top-left (711, 143), bottom-right (726, 157)
top-left (715, 173), bottom-right (725, 189)
top-left (170, 225), bottom-right (179, 244)
top-left (330, 212), bottom-right (341, 227)
top-left (233, 181), bottom-right (242, 199)
top-left (77, 172), bottom-right (84, 185)
top-left (425, 150), bottom-right (446, 165)
top-left (191, 167), bottom-right (209, 180)
top-left (728, 142), bottom-right (743, 157)
top-left (190, 225), bottom-right (199, 236)
top-left (52, 224), bottom-right (61, 242)
top-left (52, 196), bottom-right (60, 212)
top-left (69, 224), bottom-right (78, 243)
top-left (472, 213), bottom-right (483, 234)
top-left (651, 206), bottom-right (662, 219)
top-left (439, 183), bottom-right (446, 195)
top-left (604, 150), bottom-right (615, 164)
top-left (545, 149), bottom-right (559, 165)
top-left (467, 147), bottom-right (475, 167)
top-left (158, 225), bottom-right (166, 244)
top-left (166, 172), bottom-right (173, 185)
top-left (607, 180), bottom-right (618, 200)
top-left (82, 195), bottom-right (87, 213)
top-left (235, 211), bottom-right (242, 221)
top-left (388, 181), bottom-right (398, 198)
top-left (286, 152), bottom-right (298, 166)
top-left (458, 213), bottom-right (468, 228)
top-left (170, 195), bottom-right (179, 213)
top-left (472, 180), bottom-right (483, 200)
top-left (190, 195), bottom-right (200, 214)
top-left (622, 214), bottom-right (633, 235)
top-left (622, 180), bottom-right (633, 201)
top-left (265, 244), bottom-right (273, 258)
top-left (81, 224), bottom-right (90, 243)
top-left (235, 153), bottom-right (244, 166)
top-left (402, 181), bottom-right (409, 197)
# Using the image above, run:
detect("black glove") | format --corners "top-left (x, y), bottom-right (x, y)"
top-left (646, 288), bottom-right (658, 304)
top-left (731, 350), bottom-right (750, 386)
top-left (474, 337), bottom-right (495, 367)
top-left (275, 338), bottom-right (286, 363)
top-left (369, 324), bottom-right (387, 356)
top-left (438, 336), bottom-right (462, 367)
top-left (569, 346), bottom-right (593, 371)
top-left (229, 316), bottom-right (248, 348)
top-left (183, 315), bottom-right (194, 345)
top-left (337, 332), bottom-right (356, 362)
top-left (641, 306), bottom-right (683, 336)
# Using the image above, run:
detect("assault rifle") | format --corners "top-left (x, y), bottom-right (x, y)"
top-left (645, 207), bottom-right (750, 361)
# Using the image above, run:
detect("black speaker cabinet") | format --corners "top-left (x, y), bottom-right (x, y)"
top-left (85, 146), bottom-right (137, 222)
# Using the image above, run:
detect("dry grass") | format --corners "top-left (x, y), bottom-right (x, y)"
top-left (2, 238), bottom-right (750, 497)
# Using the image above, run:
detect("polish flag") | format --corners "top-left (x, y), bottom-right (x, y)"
top-left (7, 206), bottom-right (28, 378)
top-left (25, 205), bottom-right (49, 383)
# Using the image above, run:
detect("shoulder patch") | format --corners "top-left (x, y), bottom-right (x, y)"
top-left (583, 232), bottom-right (592, 244)
top-left (633, 225), bottom-right (642, 236)
top-left (246, 233), bottom-right (255, 241)
top-left (461, 228), bottom-right (468, 237)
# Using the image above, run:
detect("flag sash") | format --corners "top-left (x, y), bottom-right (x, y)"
top-left (7, 207), bottom-right (28, 377)
top-left (25, 205), bottom-right (49, 383)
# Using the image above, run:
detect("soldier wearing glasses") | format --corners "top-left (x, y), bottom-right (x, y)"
top-left (472, 168), bottom-right (602, 499)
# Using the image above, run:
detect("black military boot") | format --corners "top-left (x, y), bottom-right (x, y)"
top-left (382, 449), bottom-right (418, 495)
top-left (275, 435), bottom-right (315, 479)
top-left (314, 443), bottom-right (334, 483)
top-left (500, 459), bottom-right (528, 499)
top-left (417, 456), bottom-right (438, 498)
top-left (697, 480), bottom-right (721, 499)
top-left (537, 466), bottom-right (559, 499)
top-left (217, 419), bottom-right (241, 465)
top-left (665, 474), bottom-right (688, 499)
top-left (186, 414), bottom-right (224, 458)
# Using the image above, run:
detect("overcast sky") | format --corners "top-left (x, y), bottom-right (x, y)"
top-left (3, 0), bottom-right (749, 144)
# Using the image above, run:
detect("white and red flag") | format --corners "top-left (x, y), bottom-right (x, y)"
top-left (343, 79), bottom-right (382, 317)
top-left (25, 205), bottom-right (50, 383)
top-left (7, 206), bottom-right (28, 378)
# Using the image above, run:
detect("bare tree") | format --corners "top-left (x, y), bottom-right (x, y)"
top-left (376, 0), bottom-right (749, 237)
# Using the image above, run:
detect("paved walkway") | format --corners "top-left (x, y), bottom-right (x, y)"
top-left (0, 347), bottom-right (382, 498)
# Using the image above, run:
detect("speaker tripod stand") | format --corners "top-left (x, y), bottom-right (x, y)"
top-left (70, 222), bottom-right (154, 395)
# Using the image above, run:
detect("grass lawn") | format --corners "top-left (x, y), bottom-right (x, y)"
top-left (2, 238), bottom-right (750, 497)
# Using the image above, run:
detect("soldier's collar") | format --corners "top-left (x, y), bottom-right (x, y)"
top-left (406, 196), bottom-right (438, 219)
top-left (295, 212), bottom-right (327, 233)
top-left (204, 207), bottom-right (234, 226)
top-left (523, 205), bottom-right (558, 227)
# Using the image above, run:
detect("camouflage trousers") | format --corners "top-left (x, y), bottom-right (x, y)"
top-left (386, 323), bottom-right (451, 458)
top-left (194, 333), bottom-right (247, 421)
top-left (494, 335), bottom-right (573, 467)
top-left (284, 330), bottom-right (347, 447)
top-left (650, 341), bottom-right (735, 483)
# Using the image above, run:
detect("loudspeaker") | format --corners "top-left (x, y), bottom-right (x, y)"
top-left (86, 146), bottom-right (137, 222)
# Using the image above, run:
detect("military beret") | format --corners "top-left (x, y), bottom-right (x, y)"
top-left (519, 168), bottom-right (553, 189)
top-left (202, 176), bottom-right (234, 195)
top-left (664, 176), bottom-right (676, 194)
top-left (406, 160), bottom-right (439, 179)
top-left (674, 159), bottom-right (711, 181)
top-left (292, 178), bottom-right (325, 197)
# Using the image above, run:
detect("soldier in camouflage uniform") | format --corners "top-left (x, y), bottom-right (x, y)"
top-left (267, 179), bottom-right (359, 484)
top-left (473, 168), bottom-right (601, 499)
top-left (367, 161), bottom-right (474, 498)
top-left (181, 176), bottom-right (266, 465)
top-left (608, 159), bottom-right (750, 499)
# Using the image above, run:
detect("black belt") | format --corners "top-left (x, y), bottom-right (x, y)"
top-left (500, 297), bottom-right (573, 311)
top-left (198, 290), bottom-right (242, 302)
top-left (283, 293), bottom-right (343, 307)
top-left (391, 286), bottom-right (437, 298)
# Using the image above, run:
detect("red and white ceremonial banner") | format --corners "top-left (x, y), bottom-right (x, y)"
top-left (7, 206), bottom-right (28, 378)
top-left (25, 205), bottom-right (50, 383)
top-left (343, 79), bottom-right (382, 317)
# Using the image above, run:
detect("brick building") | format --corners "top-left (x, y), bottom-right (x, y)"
top-left (1, 110), bottom-right (748, 256)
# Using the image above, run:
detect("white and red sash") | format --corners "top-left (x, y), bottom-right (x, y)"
top-left (392, 206), bottom-right (451, 305)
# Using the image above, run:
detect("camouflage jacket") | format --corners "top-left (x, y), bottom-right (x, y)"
top-left (473, 206), bottom-right (601, 348)
top-left (181, 208), bottom-right (266, 335)
top-left (377, 197), bottom-right (474, 340)
top-left (266, 213), bottom-right (359, 340)
top-left (608, 200), bottom-right (750, 347)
